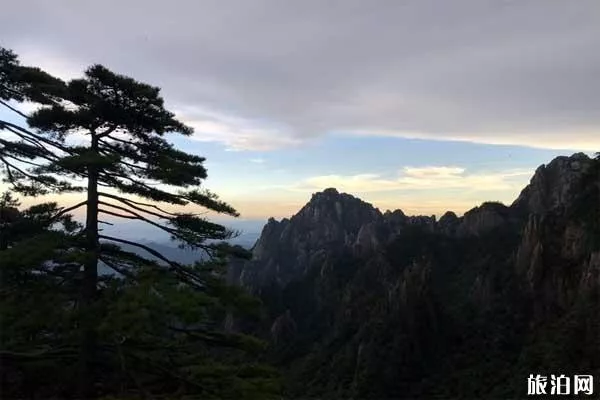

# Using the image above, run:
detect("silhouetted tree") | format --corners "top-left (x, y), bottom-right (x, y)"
top-left (0, 48), bottom-right (278, 399)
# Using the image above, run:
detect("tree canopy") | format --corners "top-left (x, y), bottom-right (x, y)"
top-left (0, 47), bottom-right (278, 399)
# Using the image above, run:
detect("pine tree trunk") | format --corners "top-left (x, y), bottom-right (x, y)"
top-left (79, 134), bottom-right (100, 398)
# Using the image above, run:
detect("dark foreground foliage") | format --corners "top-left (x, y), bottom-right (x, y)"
top-left (0, 47), bottom-right (279, 399)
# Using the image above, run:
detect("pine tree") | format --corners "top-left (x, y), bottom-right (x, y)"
top-left (0, 189), bottom-right (85, 398)
top-left (0, 48), bottom-right (278, 399)
top-left (1, 47), bottom-right (75, 196)
top-left (0, 191), bottom-right (20, 250)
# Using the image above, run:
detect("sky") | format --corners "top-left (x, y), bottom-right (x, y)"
top-left (1, 0), bottom-right (599, 229)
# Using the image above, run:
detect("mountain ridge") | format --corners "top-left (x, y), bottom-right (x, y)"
top-left (239, 153), bottom-right (596, 289)
top-left (230, 152), bottom-right (600, 399)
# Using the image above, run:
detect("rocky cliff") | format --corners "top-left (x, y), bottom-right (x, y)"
top-left (231, 153), bottom-right (600, 399)
top-left (240, 188), bottom-right (382, 289)
top-left (512, 152), bottom-right (594, 215)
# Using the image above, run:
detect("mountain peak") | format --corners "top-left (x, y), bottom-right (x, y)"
top-left (512, 152), bottom-right (594, 215)
top-left (309, 187), bottom-right (344, 202)
top-left (240, 188), bottom-right (382, 287)
top-left (322, 187), bottom-right (339, 195)
top-left (302, 188), bottom-right (381, 224)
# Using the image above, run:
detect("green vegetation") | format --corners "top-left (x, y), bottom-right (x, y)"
top-left (251, 200), bottom-right (599, 399)
top-left (0, 47), bottom-right (279, 399)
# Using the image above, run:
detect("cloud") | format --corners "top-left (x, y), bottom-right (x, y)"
top-left (249, 158), bottom-right (265, 164)
top-left (1, 0), bottom-right (599, 150)
top-left (174, 105), bottom-right (301, 151)
top-left (290, 166), bottom-right (532, 193)
top-left (347, 129), bottom-right (600, 152)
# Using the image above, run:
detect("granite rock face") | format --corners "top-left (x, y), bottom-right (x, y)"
top-left (230, 153), bottom-right (600, 399)
top-left (239, 188), bottom-right (383, 288)
top-left (512, 152), bottom-right (593, 215)
top-left (456, 201), bottom-right (516, 237)
top-left (237, 154), bottom-right (598, 293)
top-left (270, 309), bottom-right (297, 346)
top-left (437, 211), bottom-right (459, 235)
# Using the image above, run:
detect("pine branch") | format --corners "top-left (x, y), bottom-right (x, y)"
top-left (98, 201), bottom-right (180, 238)
top-left (99, 243), bottom-right (165, 271)
top-left (96, 124), bottom-right (117, 139)
top-left (0, 139), bottom-right (38, 161)
top-left (98, 235), bottom-right (205, 288)
top-left (98, 192), bottom-right (177, 219)
top-left (106, 133), bottom-right (137, 147)
top-left (100, 174), bottom-right (188, 205)
top-left (2, 158), bottom-right (15, 181)
top-left (98, 235), bottom-right (182, 269)
top-left (2, 152), bottom-right (45, 167)
top-left (0, 120), bottom-right (73, 155)
top-left (98, 201), bottom-right (220, 255)
top-left (0, 128), bottom-right (89, 183)
top-left (51, 200), bottom-right (88, 222)
top-left (98, 192), bottom-right (178, 218)
top-left (100, 169), bottom-right (162, 189)
top-left (97, 145), bottom-right (148, 175)
top-left (0, 81), bottom-right (24, 99)
top-left (98, 140), bottom-right (150, 170)
top-left (1, 124), bottom-right (47, 152)
top-left (0, 136), bottom-right (89, 185)
top-left (0, 98), bottom-right (29, 119)
top-left (99, 207), bottom-right (137, 220)
top-left (1, 155), bottom-right (54, 188)
top-left (99, 256), bottom-right (136, 280)
top-left (98, 204), bottom-right (216, 259)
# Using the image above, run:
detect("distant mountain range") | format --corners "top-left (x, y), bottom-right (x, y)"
top-left (121, 231), bottom-right (259, 265)
top-left (229, 153), bottom-right (600, 399)
top-left (98, 229), bottom-right (260, 275)
top-left (101, 218), bottom-right (264, 246)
